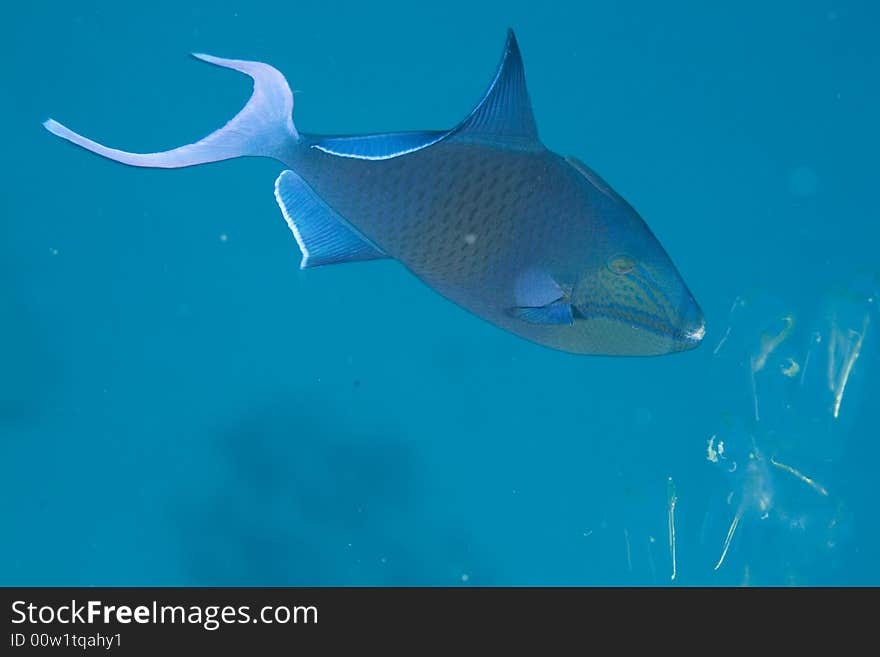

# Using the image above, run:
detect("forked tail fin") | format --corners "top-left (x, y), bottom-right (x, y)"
top-left (43, 54), bottom-right (298, 168)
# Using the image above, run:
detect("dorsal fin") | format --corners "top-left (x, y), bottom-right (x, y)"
top-left (309, 131), bottom-right (446, 160)
top-left (451, 29), bottom-right (540, 147)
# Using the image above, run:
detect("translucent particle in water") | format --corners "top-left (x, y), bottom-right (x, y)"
top-left (750, 367), bottom-right (760, 423)
top-left (623, 528), bottom-right (632, 572)
top-left (706, 436), bottom-right (717, 462)
top-left (770, 457), bottom-right (829, 497)
top-left (706, 287), bottom-right (865, 578)
top-left (707, 435), bottom-right (721, 463)
top-left (788, 165), bottom-right (818, 197)
top-left (713, 325), bottom-right (732, 355)
top-left (646, 536), bottom-right (657, 585)
top-left (712, 297), bottom-right (745, 355)
top-left (752, 315), bottom-right (794, 374)
top-left (633, 406), bottom-right (652, 429)
top-left (714, 511), bottom-right (741, 571)
top-left (667, 477), bottom-right (677, 581)
top-left (827, 311), bottom-right (870, 419)
top-left (750, 314), bottom-right (795, 421)
top-left (219, 233), bottom-right (228, 242)
top-left (463, 233), bottom-right (477, 245)
top-left (780, 357), bottom-right (800, 378)
top-left (461, 573), bottom-right (469, 583)
top-left (712, 444), bottom-right (775, 571)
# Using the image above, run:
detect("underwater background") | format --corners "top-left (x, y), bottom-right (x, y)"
top-left (2, 0), bottom-right (877, 586)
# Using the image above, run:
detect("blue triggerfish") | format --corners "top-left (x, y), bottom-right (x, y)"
top-left (44, 30), bottom-right (704, 355)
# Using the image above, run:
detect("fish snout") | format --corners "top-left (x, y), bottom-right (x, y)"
top-left (675, 295), bottom-right (705, 350)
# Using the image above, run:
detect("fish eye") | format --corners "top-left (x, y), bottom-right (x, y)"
top-left (607, 254), bottom-right (636, 275)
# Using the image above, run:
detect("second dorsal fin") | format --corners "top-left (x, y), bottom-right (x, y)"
top-left (450, 29), bottom-right (540, 148)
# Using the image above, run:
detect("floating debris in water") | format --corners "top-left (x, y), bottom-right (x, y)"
top-left (828, 312), bottom-right (869, 419)
top-left (714, 510), bottom-right (741, 571)
top-left (667, 477), bottom-right (677, 581)
top-left (780, 357), bottom-right (800, 378)
top-left (770, 457), bottom-right (828, 497)
top-left (707, 435), bottom-right (725, 463)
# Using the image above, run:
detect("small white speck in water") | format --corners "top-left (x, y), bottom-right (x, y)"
top-left (464, 233), bottom-right (477, 245)
top-left (219, 233), bottom-right (228, 242)
top-left (788, 165), bottom-right (818, 197)
top-left (461, 574), bottom-right (469, 583)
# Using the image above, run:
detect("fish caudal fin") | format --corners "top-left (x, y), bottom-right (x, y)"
top-left (43, 54), bottom-right (298, 168)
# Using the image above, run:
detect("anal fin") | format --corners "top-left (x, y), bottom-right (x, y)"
top-left (274, 170), bottom-right (387, 269)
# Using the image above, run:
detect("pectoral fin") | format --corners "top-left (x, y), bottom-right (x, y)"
top-left (510, 301), bottom-right (573, 325)
top-left (514, 267), bottom-right (565, 307)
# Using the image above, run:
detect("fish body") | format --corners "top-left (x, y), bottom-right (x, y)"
top-left (44, 31), bottom-right (704, 355)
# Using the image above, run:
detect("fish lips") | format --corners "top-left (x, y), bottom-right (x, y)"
top-left (570, 293), bottom-right (705, 352)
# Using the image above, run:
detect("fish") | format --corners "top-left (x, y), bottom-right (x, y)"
top-left (43, 29), bottom-right (704, 356)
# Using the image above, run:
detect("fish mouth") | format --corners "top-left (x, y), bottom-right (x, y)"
top-left (573, 299), bottom-right (705, 350)
top-left (681, 315), bottom-right (706, 346)
top-left (676, 295), bottom-right (706, 349)
top-left (566, 262), bottom-right (706, 351)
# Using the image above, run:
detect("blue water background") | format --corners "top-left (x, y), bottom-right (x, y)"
top-left (2, 1), bottom-right (878, 585)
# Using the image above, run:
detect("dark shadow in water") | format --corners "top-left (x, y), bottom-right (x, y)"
top-left (0, 283), bottom-right (55, 430)
top-left (176, 396), bottom-right (493, 586)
